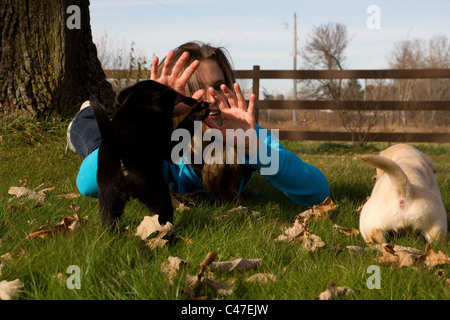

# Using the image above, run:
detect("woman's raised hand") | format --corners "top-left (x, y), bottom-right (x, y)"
top-left (205, 83), bottom-right (257, 154)
top-left (150, 50), bottom-right (199, 96)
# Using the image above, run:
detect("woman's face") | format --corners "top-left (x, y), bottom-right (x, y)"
top-left (196, 59), bottom-right (228, 127)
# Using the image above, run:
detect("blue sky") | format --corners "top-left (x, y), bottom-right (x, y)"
top-left (89, 0), bottom-right (450, 95)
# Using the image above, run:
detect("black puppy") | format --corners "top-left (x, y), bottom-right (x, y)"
top-left (90, 80), bottom-right (210, 226)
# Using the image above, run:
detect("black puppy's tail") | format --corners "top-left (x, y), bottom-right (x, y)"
top-left (90, 95), bottom-right (120, 162)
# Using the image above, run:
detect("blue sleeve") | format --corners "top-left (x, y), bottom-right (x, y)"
top-left (75, 148), bottom-right (204, 198)
top-left (76, 148), bottom-right (99, 197)
top-left (245, 125), bottom-right (330, 206)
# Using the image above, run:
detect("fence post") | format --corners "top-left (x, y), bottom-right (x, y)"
top-left (252, 65), bottom-right (260, 123)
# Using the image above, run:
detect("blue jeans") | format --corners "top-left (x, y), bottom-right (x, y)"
top-left (70, 106), bottom-right (102, 158)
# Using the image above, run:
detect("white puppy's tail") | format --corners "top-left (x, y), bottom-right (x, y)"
top-left (361, 154), bottom-right (412, 200)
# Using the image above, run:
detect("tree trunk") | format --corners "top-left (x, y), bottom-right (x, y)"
top-left (0, 0), bottom-right (115, 120)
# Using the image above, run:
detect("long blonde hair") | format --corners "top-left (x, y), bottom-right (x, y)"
top-left (158, 41), bottom-right (243, 202)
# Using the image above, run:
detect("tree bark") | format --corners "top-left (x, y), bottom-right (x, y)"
top-left (0, 0), bottom-right (115, 120)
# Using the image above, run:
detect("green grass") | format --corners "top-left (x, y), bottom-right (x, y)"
top-left (0, 118), bottom-right (449, 300)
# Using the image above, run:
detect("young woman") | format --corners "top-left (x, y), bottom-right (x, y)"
top-left (68, 41), bottom-right (329, 207)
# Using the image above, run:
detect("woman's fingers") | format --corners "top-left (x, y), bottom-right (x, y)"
top-left (191, 89), bottom-right (205, 101)
top-left (233, 83), bottom-right (248, 111)
top-left (179, 59), bottom-right (200, 84)
top-left (161, 50), bottom-right (174, 76)
top-left (171, 51), bottom-right (189, 78)
top-left (150, 56), bottom-right (159, 80)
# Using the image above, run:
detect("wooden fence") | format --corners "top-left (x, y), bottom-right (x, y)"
top-left (104, 68), bottom-right (450, 143)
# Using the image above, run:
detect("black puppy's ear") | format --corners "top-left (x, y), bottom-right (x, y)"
top-left (115, 86), bottom-right (133, 108)
top-left (173, 92), bottom-right (197, 107)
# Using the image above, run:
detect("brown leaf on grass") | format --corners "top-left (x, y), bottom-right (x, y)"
top-left (37, 186), bottom-right (55, 197)
top-left (170, 193), bottom-right (191, 212)
top-left (161, 256), bottom-right (188, 285)
top-left (135, 215), bottom-right (175, 240)
top-left (56, 193), bottom-right (81, 200)
top-left (244, 273), bottom-right (277, 284)
top-left (315, 282), bottom-right (355, 300)
top-left (333, 224), bottom-right (360, 237)
top-left (8, 183), bottom-right (55, 201)
top-left (274, 219), bottom-right (325, 251)
top-left (296, 196), bottom-right (338, 223)
top-left (302, 231), bottom-right (325, 252)
top-left (0, 279), bottom-right (24, 300)
top-left (274, 219), bottom-right (306, 242)
top-left (418, 244), bottom-right (450, 269)
top-left (200, 252), bottom-right (220, 276)
top-left (374, 244), bottom-right (450, 269)
top-left (210, 258), bottom-right (262, 273)
top-left (161, 256), bottom-right (188, 272)
top-left (8, 186), bottom-right (44, 201)
top-left (26, 207), bottom-right (87, 239)
top-left (376, 247), bottom-right (419, 268)
top-left (183, 252), bottom-right (220, 299)
top-left (144, 237), bottom-right (168, 250)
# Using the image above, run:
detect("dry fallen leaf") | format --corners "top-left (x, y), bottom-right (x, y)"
top-left (26, 211), bottom-right (86, 239)
top-left (275, 219), bottom-right (306, 242)
top-left (315, 282), bottom-right (354, 300)
top-left (275, 219), bottom-right (325, 251)
top-left (56, 193), bottom-right (81, 199)
top-left (200, 252), bottom-right (220, 276)
top-left (418, 244), bottom-right (450, 269)
top-left (135, 215), bottom-right (175, 240)
top-left (170, 193), bottom-right (191, 212)
top-left (161, 256), bottom-right (188, 285)
top-left (374, 243), bottom-right (449, 270)
top-left (161, 256), bottom-right (188, 272)
top-left (376, 248), bottom-right (418, 268)
top-left (210, 258), bottom-right (262, 273)
top-left (144, 237), bottom-right (168, 250)
top-left (244, 273), bottom-right (277, 284)
top-left (302, 230), bottom-right (325, 252)
top-left (333, 224), bottom-right (360, 237)
top-left (183, 252), bottom-right (220, 299)
top-left (0, 279), bottom-right (24, 300)
top-left (8, 186), bottom-right (44, 201)
top-left (296, 196), bottom-right (338, 223)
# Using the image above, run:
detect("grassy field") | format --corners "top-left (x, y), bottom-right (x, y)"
top-left (0, 118), bottom-right (449, 300)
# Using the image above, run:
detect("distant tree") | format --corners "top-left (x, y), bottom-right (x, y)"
top-left (389, 34), bottom-right (450, 127)
top-left (299, 23), bottom-right (385, 147)
top-left (0, 0), bottom-right (115, 121)
top-left (300, 22), bottom-right (350, 100)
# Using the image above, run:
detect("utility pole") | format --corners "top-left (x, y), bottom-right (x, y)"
top-left (293, 12), bottom-right (298, 122)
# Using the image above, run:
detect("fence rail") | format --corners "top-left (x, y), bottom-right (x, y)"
top-left (104, 67), bottom-right (450, 143)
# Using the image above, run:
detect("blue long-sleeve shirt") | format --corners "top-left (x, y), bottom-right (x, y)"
top-left (76, 125), bottom-right (329, 206)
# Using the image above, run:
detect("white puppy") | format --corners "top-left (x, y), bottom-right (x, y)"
top-left (359, 144), bottom-right (447, 243)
